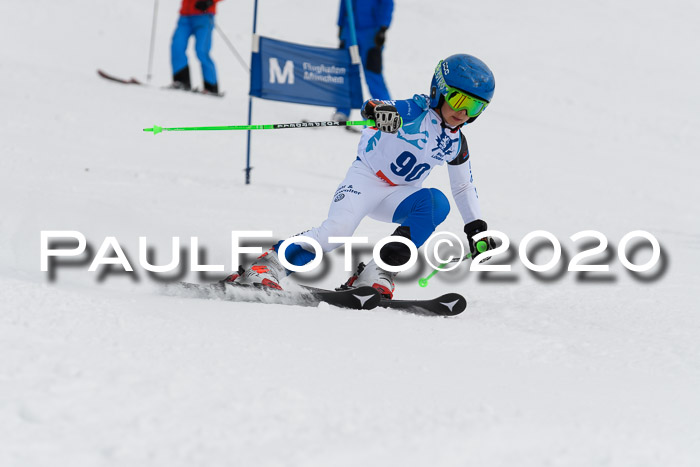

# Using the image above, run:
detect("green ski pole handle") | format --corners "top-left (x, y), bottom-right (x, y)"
top-left (143, 119), bottom-right (375, 135)
top-left (418, 240), bottom-right (490, 287)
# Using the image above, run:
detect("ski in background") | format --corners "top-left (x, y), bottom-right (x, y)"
top-left (97, 69), bottom-right (142, 85)
top-left (97, 69), bottom-right (225, 97)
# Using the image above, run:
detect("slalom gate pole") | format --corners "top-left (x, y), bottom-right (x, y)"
top-left (344, 0), bottom-right (364, 79)
top-left (143, 120), bottom-right (374, 135)
top-left (245, 0), bottom-right (260, 185)
top-left (146, 0), bottom-right (159, 83)
top-left (418, 241), bottom-right (489, 287)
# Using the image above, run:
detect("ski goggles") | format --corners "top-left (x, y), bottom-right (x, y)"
top-left (444, 86), bottom-right (489, 118)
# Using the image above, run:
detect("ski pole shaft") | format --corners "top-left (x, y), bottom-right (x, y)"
top-left (143, 120), bottom-right (374, 135)
top-left (418, 253), bottom-right (472, 288)
top-left (146, 0), bottom-right (159, 83)
top-left (418, 240), bottom-right (489, 287)
top-left (214, 24), bottom-right (249, 72)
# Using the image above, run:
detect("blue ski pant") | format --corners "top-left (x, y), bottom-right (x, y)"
top-left (276, 160), bottom-right (450, 268)
top-left (171, 14), bottom-right (218, 85)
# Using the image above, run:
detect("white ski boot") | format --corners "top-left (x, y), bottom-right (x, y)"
top-left (344, 259), bottom-right (396, 299)
top-left (223, 248), bottom-right (286, 290)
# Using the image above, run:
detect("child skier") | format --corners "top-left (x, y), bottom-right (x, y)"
top-left (226, 54), bottom-right (497, 298)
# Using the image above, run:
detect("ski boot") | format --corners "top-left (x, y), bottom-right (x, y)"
top-left (221, 265), bottom-right (244, 284)
top-left (332, 111), bottom-right (349, 123)
top-left (170, 66), bottom-right (192, 90)
top-left (222, 248), bottom-right (286, 290)
top-left (203, 81), bottom-right (219, 94)
top-left (343, 259), bottom-right (396, 299)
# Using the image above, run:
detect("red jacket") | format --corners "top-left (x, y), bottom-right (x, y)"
top-left (180, 0), bottom-right (221, 16)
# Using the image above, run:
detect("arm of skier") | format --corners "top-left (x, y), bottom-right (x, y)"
top-left (374, 0), bottom-right (394, 46)
top-left (377, 0), bottom-right (394, 29)
top-left (360, 94), bottom-right (428, 133)
top-left (447, 134), bottom-right (496, 258)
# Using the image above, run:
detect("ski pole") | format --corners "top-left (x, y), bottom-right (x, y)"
top-left (146, 0), bottom-right (159, 83)
top-left (143, 119), bottom-right (375, 135)
top-left (418, 240), bottom-right (489, 287)
top-left (214, 24), bottom-right (250, 72)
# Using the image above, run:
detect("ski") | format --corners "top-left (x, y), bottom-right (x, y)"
top-left (97, 69), bottom-right (225, 97)
top-left (163, 280), bottom-right (465, 316)
top-left (97, 69), bottom-right (142, 85)
top-left (162, 85), bottom-right (226, 98)
top-left (164, 281), bottom-right (381, 310)
top-left (377, 293), bottom-right (467, 316)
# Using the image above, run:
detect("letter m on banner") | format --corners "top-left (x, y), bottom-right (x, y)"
top-left (250, 35), bottom-right (363, 109)
top-left (269, 58), bottom-right (295, 84)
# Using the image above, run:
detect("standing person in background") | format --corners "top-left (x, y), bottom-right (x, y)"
top-left (334, 0), bottom-right (394, 122)
top-left (170, 0), bottom-right (223, 94)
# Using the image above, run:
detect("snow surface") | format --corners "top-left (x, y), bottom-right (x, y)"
top-left (2, 0), bottom-right (700, 465)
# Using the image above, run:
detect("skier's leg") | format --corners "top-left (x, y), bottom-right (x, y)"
top-left (335, 30), bottom-right (375, 118)
top-left (371, 187), bottom-right (451, 261)
top-left (171, 16), bottom-right (192, 88)
top-left (347, 187), bottom-right (450, 298)
top-left (192, 14), bottom-right (218, 92)
top-left (364, 68), bottom-right (391, 101)
top-left (231, 161), bottom-right (391, 288)
top-left (275, 161), bottom-right (386, 265)
top-left (359, 29), bottom-right (390, 101)
top-left (334, 29), bottom-right (354, 119)
top-left (334, 46), bottom-right (352, 119)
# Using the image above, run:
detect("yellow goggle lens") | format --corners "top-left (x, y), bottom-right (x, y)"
top-left (445, 88), bottom-right (488, 117)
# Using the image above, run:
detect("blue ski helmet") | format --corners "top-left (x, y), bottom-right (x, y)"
top-left (430, 54), bottom-right (495, 108)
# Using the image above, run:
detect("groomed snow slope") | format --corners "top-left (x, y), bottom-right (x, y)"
top-left (1, 1), bottom-right (699, 466)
